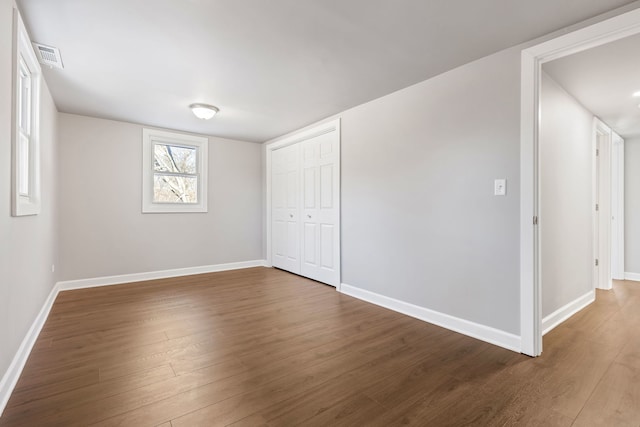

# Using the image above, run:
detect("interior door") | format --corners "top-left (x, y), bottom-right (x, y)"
top-left (594, 120), bottom-right (612, 290)
top-left (271, 143), bottom-right (301, 274)
top-left (300, 132), bottom-right (340, 286)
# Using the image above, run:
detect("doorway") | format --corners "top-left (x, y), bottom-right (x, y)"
top-left (520, 8), bottom-right (640, 356)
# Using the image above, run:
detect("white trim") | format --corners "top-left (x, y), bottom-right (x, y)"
top-left (520, 48), bottom-right (540, 357)
top-left (624, 272), bottom-right (640, 282)
top-left (0, 283), bottom-right (58, 416)
top-left (593, 118), bottom-right (613, 291)
top-left (520, 7), bottom-right (640, 357)
top-left (611, 133), bottom-right (625, 280)
top-left (0, 259), bottom-right (267, 416)
top-left (340, 283), bottom-right (521, 353)
top-left (57, 260), bottom-right (267, 291)
top-left (592, 119), bottom-right (603, 291)
top-left (264, 118), bottom-right (341, 287)
top-left (11, 7), bottom-right (42, 217)
top-left (142, 128), bottom-right (209, 213)
top-left (542, 290), bottom-right (595, 336)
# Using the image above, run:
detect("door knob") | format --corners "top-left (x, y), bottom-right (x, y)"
top-left (307, 215), bottom-right (312, 218)
top-left (289, 214), bottom-right (293, 218)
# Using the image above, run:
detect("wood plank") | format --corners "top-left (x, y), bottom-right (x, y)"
top-left (97, 350), bottom-right (379, 426)
top-left (3, 365), bottom-right (175, 424)
top-left (262, 338), bottom-right (440, 425)
top-left (573, 362), bottom-right (640, 426)
top-left (1, 270), bottom-right (638, 426)
top-left (302, 393), bottom-right (386, 427)
top-left (225, 413), bottom-right (270, 427)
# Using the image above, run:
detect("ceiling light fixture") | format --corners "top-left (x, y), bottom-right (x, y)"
top-left (633, 91), bottom-right (640, 97)
top-left (189, 103), bottom-right (219, 120)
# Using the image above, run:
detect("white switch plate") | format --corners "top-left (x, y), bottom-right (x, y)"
top-left (494, 179), bottom-right (506, 196)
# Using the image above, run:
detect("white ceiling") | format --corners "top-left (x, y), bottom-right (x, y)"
top-left (18, 0), bottom-right (638, 142)
top-left (543, 32), bottom-right (640, 139)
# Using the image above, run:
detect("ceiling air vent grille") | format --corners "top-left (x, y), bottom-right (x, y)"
top-left (32, 42), bottom-right (64, 69)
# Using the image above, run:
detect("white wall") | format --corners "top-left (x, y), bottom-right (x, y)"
top-left (268, 47), bottom-right (522, 335)
top-left (539, 73), bottom-right (594, 317)
top-left (57, 114), bottom-right (263, 281)
top-left (0, 0), bottom-right (59, 388)
top-left (626, 137), bottom-right (640, 276)
top-left (341, 48), bottom-right (524, 333)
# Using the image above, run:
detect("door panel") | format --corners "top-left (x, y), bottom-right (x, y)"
top-left (304, 223), bottom-right (317, 264)
top-left (304, 168), bottom-right (316, 209)
top-left (320, 138), bottom-right (333, 158)
top-left (271, 144), bottom-right (300, 274)
top-left (320, 224), bottom-right (334, 269)
top-left (301, 132), bottom-right (339, 286)
top-left (287, 220), bottom-right (299, 262)
top-left (320, 164), bottom-right (333, 209)
top-left (286, 171), bottom-right (297, 208)
top-left (271, 122), bottom-right (340, 287)
top-left (274, 220), bottom-right (285, 257)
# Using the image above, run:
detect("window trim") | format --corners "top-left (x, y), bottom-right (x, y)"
top-left (142, 128), bottom-right (208, 213)
top-left (11, 7), bottom-right (41, 217)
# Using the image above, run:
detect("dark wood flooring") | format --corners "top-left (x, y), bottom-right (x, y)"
top-left (0, 267), bottom-right (638, 426)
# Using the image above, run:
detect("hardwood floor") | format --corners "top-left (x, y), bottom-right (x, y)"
top-left (0, 268), bottom-right (639, 426)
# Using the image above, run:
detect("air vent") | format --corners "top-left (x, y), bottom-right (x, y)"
top-left (31, 42), bottom-right (64, 69)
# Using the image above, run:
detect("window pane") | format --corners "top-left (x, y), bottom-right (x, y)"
top-left (18, 133), bottom-right (29, 196)
top-left (154, 144), bottom-right (196, 174)
top-left (19, 60), bottom-right (30, 134)
top-left (153, 174), bottom-right (197, 203)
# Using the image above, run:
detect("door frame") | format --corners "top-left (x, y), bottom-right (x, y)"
top-left (520, 8), bottom-right (640, 357)
top-left (264, 118), bottom-right (342, 287)
top-left (593, 118), bottom-right (613, 291)
top-left (611, 132), bottom-right (625, 280)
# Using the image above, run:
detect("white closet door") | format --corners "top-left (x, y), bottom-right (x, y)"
top-left (300, 132), bottom-right (340, 286)
top-left (271, 143), bottom-right (301, 274)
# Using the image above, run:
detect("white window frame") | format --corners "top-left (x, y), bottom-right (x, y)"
top-left (11, 7), bottom-right (41, 217)
top-left (142, 128), bottom-right (208, 213)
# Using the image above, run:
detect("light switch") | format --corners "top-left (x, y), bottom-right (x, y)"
top-left (494, 179), bottom-right (506, 196)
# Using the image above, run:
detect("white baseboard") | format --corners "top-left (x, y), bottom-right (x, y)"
top-left (624, 272), bottom-right (640, 282)
top-left (57, 260), bottom-right (267, 291)
top-left (0, 283), bottom-right (60, 416)
top-left (339, 283), bottom-right (521, 353)
top-left (0, 259), bottom-right (267, 416)
top-left (542, 290), bottom-right (595, 336)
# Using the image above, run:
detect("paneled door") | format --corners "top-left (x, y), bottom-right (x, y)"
top-left (269, 119), bottom-right (341, 287)
top-left (300, 132), bottom-right (340, 286)
top-left (271, 143), bottom-right (301, 274)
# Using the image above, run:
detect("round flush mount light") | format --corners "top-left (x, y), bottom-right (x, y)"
top-left (189, 103), bottom-right (219, 120)
top-left (633, 91), bottom-right (640, 97)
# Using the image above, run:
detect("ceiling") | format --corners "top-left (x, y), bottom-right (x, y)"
top-left (18, 0), bottom-right (639, 142)
top-left (544, 32), bottom-right (640, 139)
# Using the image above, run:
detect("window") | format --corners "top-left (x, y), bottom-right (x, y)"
top-left (12, 8), bottom-right (41, 216)
top-left (142, 129), bottom-right (208, 213)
